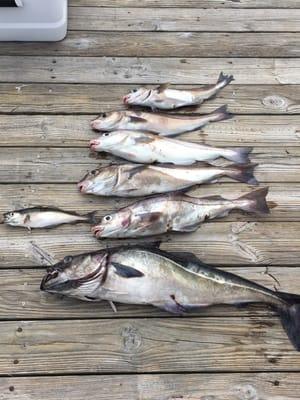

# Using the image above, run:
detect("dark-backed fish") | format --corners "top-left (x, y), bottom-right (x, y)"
top-left (91, 106), bottom-right (232, 136)
top-left (123, 72), bottom-right (234, 110)
top-left (40, 244), bottom-right (300, 351)
top-left (90, 130), bottom-right (251, 165)
top-left (3, 207), bottom-right (97, 230)
top-left (77, 163), bottom-right (258, 197)
top-left (91, 188), bottom-right (271, 238)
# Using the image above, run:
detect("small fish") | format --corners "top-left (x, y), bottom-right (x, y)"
top-left (123, 72), bottom-right (234, 110)
top-left (77, 163), bottom-right (258, 197)
top-left (3, 207), bottom-right (97, 230)
top-left (40, 243), bottom-right (300, 351)
top-left (90, 105), bottom-right (232, 137)
top-left (90, 130), bottom-right (252, 165)
top-left (91, 188), bottom-right (271, 238)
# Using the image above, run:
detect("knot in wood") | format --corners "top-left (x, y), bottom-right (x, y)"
top-left (235, 384), bottom-right (258, 400)
top-left (121, 325), bottom-right (142, 353)
top-left (262, 95), bottom-right (288, 111)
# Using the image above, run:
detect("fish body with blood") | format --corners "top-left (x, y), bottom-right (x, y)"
top-left (3, 207), bottom-right (97, 230)
top-left (90, 105), bottom-right (232, 137)
top-left (91, 188), bottom-right (271, 239)
top-left (123, 72), bottom-right (234, 110)
top-left (77, 163), bottom-right (258, 197)
top-left (90, 130), bottom-right (252, 165)
top-left (40, 244), bottom-right (300, 351)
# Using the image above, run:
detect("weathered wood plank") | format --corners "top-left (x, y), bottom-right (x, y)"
top-left (1, 183), bottom-right (299, 222)
top-left (0, 221), bottom-right (299, 267)
top-left (0, 83), bottom-right (299, 115)
top-left (2, 115), bottom-right (300, 147)
top-left (0, 316), bottom-right (299, 375)
top-left (0, 147), bottom-right (298, 183)
top-left (3, 32), bottom-right (300, 58)
top-left (70, 0), bottom-right (300, 9)
top-left (0, 57), bottom-right (299, 84)
top-left (0, 266), bottom-right (297, 319)
top-left (1, 372), bottom-right (300, 400)
top-left (68, 8), bottom-right (300, 32)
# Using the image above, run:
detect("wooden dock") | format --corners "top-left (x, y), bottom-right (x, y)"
top-left (1, 0), bottom-right (300, 398)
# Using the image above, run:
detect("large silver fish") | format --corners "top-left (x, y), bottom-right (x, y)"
top-left (90, 130), bottom-right (251, 165)
top-left (3, 207), bottom-right (96, 230)
top-left (40, 244), bottom-right (300, 351)
top-left (77, 163), bottom-right (258, 197)
top-left (91, 188), bottom-right (271, 239)
top-left (90, 105), bottom-right (232, 137)
top-left (123, 72), bottom-right (234, 110)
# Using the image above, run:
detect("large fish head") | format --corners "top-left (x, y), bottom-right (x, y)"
top-left (77, 166), bottom-right (118, 195)
top-left (3, 210), bottom-right (25, 226)
top-left (40, 251), bottom-right (108, 300)
top-left (91, 209), bottom-right (132, 238)
top-left (90, 131), bottom-right (134, 152)
top-left (123, 87), bottom-right (150, 105)
top-left (91, 111), bottom-right (122, 131)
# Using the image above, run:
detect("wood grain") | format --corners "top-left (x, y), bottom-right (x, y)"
top-left (0, 83), bottom-right (299, 115)
top-left (0, 57), bottom-right (299, 84)
top-left (0, 146), bottom-right (299, 183)
top-left (2, 115), bottom-right (300, 147)
top-left (1, 372), bottom-right (300, 400)
top-left (69, 0), bottom-right (300, 9)
top-left (0, 183), bottom-right (299, 222)
top-left (0, 221), bottom-right (300, 267)
top-left (0, 266), bottom-right (297, 320)
top-left (3, 32), bottom-right (300, 58)
top-left (0, 317), bottom-right (299, 375)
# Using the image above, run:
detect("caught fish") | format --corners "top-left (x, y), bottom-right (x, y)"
top-left (91, 188), bottom-right (271, 238)
top-left (123, 72), bottom-right (234, 110)
top-left (3, 207), bottom-right (97, 230)
top-left (78, 163), bottom-right (258, 197)
top-left (90, 106), bottom-right (232, 137)
top-left (40, 243), bottom-right (300, 351)
top-left (90, 130), bottom-right (251, 165)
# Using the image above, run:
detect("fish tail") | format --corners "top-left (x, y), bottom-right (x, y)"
top-left (235, 187), bottom-right (273, 214)
top-left (275, 291), bottom-right (300, 351)
top-left (216, 72), bottom-right (234, 89)
top-left (225, 163), bottom-right (259, 185)
top-left (224, 146), bottom-right (253, 164)
top-left (86, 211), bottom-right (98, 224)
top-left (208, 104), bottom-right (234, 122)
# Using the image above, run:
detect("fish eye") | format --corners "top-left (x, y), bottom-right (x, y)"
top-left (131, 89), bottom-right (137, 93)
top-left (90, 169), bottom-right (97, 176)
top-left (63, 256), bottom-right (73, 264)
top-left (102, 113), bottom-right (107, 118)
top-left (103, 215), bottom-right (112, 222)
top-left (103, 132), bottom-right (110, 137)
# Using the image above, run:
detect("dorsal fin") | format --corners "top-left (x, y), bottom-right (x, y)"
top-left (156, 83), bottom-right (170, 93)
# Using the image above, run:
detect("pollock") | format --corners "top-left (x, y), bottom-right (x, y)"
top-left (91, 188), bottom-right (271, 238)
top-left (123, 72), bottom-right (234, 110)
top-left (78, 162), bottom-right (258, 197)
top-left (3, 207), bottom-right (97, 230)
top-left (90, 130), bottom-right (251, 165)
top-left (91, 105), bottom-right (232, 137)
top-left (40, 243), bottom-right (300, 351)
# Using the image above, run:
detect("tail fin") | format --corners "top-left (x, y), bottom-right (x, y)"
top-left (86, 211), bottom-right (98, 224)
top-left (208, 105), bottom-right (233, 123)
top-left (217, 72), bottom-right (234, 89)
top-left (235, 187), bottom-right (272, 214)
top-left (225, 163), bottom-right (258, 185)
top-left (224, 147), bottom-right (253, 164)
top-left (276, 291), bottom-right (300, 351)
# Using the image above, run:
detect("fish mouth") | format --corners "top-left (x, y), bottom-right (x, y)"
top-left (77, 182), bottom-right (86, 193)
top-left (123, 95), bottom-right (129, 104)
top-left (40, 272), bottom-right (56, 292)
top-left (90, 120), bottom-right (100, 131)
top-left (91, 225), bottom-right (104, 238)
top-left (90, 139), bottom-right (100, 150)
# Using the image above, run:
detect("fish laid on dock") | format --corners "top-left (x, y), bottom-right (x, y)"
top-left (91, 188), bottom-right (271, 238)
top-left (90, 130), bottom-right (251, 165)
top-left (3, 207), bottom-right (97, 230)
top-left (91, 105), bottom-right (232, 137)
top-left (40, 243), bottom-right (300, 351)
top-left (78, 163), bottom-right (258, 197)
top-left (123, 72), bottom-right (234, 110)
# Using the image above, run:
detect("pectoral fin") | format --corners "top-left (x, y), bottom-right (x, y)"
top-left (129, 116), bottom-right (148, 123)
top-left (138, 212), bottom-right (162, 226)
top-left (156, 83), bottom-right (170, 93)
top-left (112, 262), bottom-right (144, 278)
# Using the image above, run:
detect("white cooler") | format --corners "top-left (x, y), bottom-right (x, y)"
top-left (0, 0), bottom-right (67, 41)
